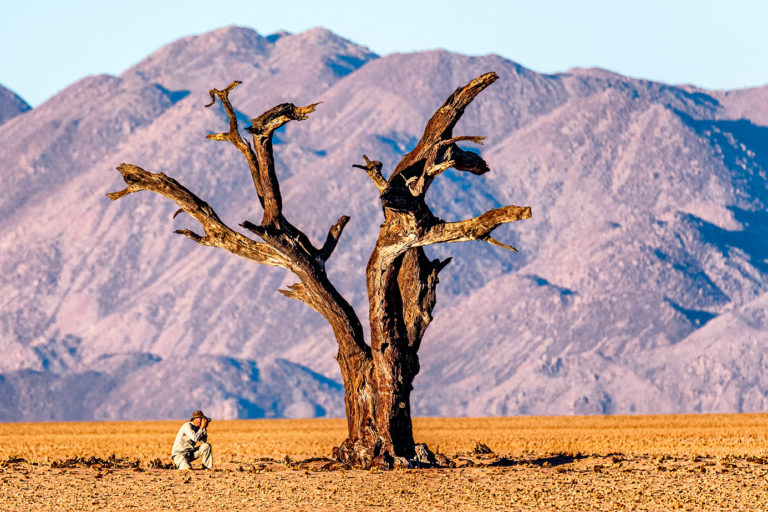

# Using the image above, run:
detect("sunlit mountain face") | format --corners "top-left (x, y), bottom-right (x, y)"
top-left (1, 26), bottom-right (767, 420)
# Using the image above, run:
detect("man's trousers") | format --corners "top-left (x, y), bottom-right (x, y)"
top-left (173, 443), bottom-right (213, 470)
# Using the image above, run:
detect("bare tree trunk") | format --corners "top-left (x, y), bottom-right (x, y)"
top-left (108, 74), bottom-right (530, 469)
top-left (335, 73), bottom-right (531, 467)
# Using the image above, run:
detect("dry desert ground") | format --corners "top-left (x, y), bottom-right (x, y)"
top-left (2, 414), bottom-right (768, 511)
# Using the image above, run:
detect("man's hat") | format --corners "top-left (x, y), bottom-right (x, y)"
top-left (191, 410), bottom-right (209, 421)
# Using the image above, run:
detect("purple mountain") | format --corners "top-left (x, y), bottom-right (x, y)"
top-left (1, 26), bottom-right (767, 420)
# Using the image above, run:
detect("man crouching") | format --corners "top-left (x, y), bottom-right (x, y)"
top-left (172, 410), bottom-right (213, 470)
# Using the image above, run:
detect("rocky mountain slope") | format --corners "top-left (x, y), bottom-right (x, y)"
top-left (1, 25), bottom-right (767, 421)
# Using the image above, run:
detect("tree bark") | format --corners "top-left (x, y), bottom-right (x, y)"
top-left (108, 74), bottom-right (530, 469)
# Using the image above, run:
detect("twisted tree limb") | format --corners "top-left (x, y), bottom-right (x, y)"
top-left (204, 81), bottom-right (264, 199)
top-left (205, 81), bottom-right (318, 227)
top-left (390, 72), bottom-right (497, 183)
top-left (414, 204), bottom-right (532, 248)
top-left (107, 163), bottom-right (286, 267)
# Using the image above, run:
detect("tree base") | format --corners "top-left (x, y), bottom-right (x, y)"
top-left (333, 439), bottom-right (437, 469)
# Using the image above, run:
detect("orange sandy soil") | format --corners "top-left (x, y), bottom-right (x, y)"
top-left (2, 415), bottom-right (768, 511)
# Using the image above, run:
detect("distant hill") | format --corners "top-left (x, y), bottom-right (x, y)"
top-left (1, 25), bottom-right (767, 421)
top-left (0, 84), bottom-right (30, 125)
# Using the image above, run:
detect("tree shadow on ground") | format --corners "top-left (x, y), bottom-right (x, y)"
top-left (489, 453), bottom-right (590, 468)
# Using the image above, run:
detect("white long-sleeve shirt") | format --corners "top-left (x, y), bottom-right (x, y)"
top-left (172, 422), bottom-right (208, 458)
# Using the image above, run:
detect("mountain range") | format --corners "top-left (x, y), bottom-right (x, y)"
top-left (1, 25), bottom-right (767, 421)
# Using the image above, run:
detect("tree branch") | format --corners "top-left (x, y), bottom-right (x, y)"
top-left (449, 145), bottom-right (490, 176)
top-left (239, 220), bottom-right (266, 238)
top-left (204, 84), bottom-right (320, 227)
top-left (278, 282), bottom-right (319, 312)
top-left (173, 229), bottom-right (208, 244)
top-left (434, 257), bottom-right (452, 274)
top-left (245, 102), bottom-right (319, 226)
top-left (203, 88), bottom-right (367, 364)
top-left (390, 72), bottom-right (497, 183)
top-left (107, 163), bottom-right (286, 267)
top-left (415, 204), bottom-right (531, 248)
top-left (479, 235), bottom-right (518, 252)
top-left (353, 155), bottom-right (387, 193)
top-left (403, 136), bottom-right (486, 196)
top-left (246, 103), bottom-right (320, 136)
top-left (379, 73), bottom-right (498, 212)
top-left (204, 80), bottom-right (243, 139)
top-left (318, 215), bottom-right (350, 262)
top-left (109, 161), bottom-right (369, 367)
top-left (204, 81), bottom-right (266, 204)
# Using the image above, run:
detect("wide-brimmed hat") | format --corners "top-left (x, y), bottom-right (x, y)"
top-left (191, 410), bottom-right (209, 421)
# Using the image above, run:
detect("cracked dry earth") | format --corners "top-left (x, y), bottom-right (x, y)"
top-left (2, 415), bottom-right (768, 510)
top-left (2, 454), bottom-right (768, 511)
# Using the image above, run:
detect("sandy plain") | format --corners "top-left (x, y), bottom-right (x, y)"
top-left (1, 414), bottom-right (768, 511)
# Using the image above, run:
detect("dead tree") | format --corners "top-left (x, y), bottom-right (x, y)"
top-left (108, 72), bottom-right (531, 468)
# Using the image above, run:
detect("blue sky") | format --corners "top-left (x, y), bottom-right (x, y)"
top-left (3, 0), bottom-right (767, 106)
